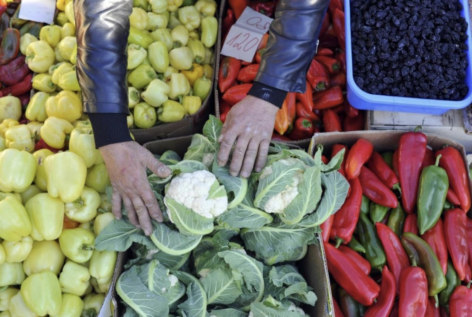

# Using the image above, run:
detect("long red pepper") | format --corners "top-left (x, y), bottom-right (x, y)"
top-left (425, 297), bottom-right (441, 317)
top-left (368, 151), bottom-right (401, 191)
top-left (338, 245), bottom-right (371, 275)
top-left (306, 58), bottom-right (330, 92)
top-left (421, 219), bottom-right (448, 275)
top-left (390, 304), bottom-right (399, 317)
top-left (313, 86), bottom-right (344, 110)
top-left (315, 56), bottom-right (341, 75)
top-left (331, 72), bottom-right (346, 89)
top-left (0, 55), bottom-right (30, 86)
top-left (399, 267), bottom-right (428, 317)
top-left (421, 148), bottom-right (436, 169)
top-left (345, 138), bottom-right (374, 180)
top-left (320, 14), bottom-right (330, 38)
top-left (444, 209), bottom-right (469, 281)
top-left (316, 47), bottom-right (334, 56)
top-left (435, 146), bottom-right (471, 212)
top-left (218, 57), bottom-right (241, 93)
top-left (336, 51), bottom-right (347, 73)
top-left (228, 0), bottom-right (248, 19)
top-left (449, 285), bottom-right (472, 317)
top-left (296, 82), bottom-right (315, 112)
top-left (330, 177), bottom-right (362, 245)
top-left (0, 73), bottom-right (33, 97)
top-left (237, 64), bottom-right (259, 83)
top-left (333, 297), bottom-right (346, 317)
top-left (392, 149), bottom-right (399, 177)
top-left (376, 223), bottom-right (410, 295)
top-left (447, 189), bottom-right (461, 206)
top-left (295, 102), bottom-right (320, 123)
top-left (359, 166), bottom-right (398, 208)
top-left (320, 215), bottom-right (334, 243)
top-left (343, 114), bottom-right (365, 132)
top-left (322, 109), bottom-right (342, 132)
top-left (344, 101), bottom-right (359, 118)
top-left (332, 9), bottom-right (346, 51)
top-left (222, 84), bottom-right (252, 106)
top-left (324, 242), bottom-right (380, 306)
top-left (328, 0), bottom-right (343, 15)
top-left (467, 219), bottom-right (472, 272)
top-left (364, 266), bottom-right (396, 317)
top-left (403, 214), bottom-right (419, 235)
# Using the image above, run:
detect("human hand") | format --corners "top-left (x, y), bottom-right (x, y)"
top-left (99, 141), bottom-right (171, 235)
top-left (218, 95), bottom-right (278, 177)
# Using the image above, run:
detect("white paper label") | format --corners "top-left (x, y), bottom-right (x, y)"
top-left (19, 0), bottom-right (56, 25)
top-left (221, 7), bottom-right (274, 62)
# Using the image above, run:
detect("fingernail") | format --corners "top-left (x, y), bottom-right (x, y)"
top-left (159, 166), bottom-right (170, 176)
top-left (230, 171), bottom-right (237, 177)
top-left (241, 171), bottom-right (249, 178)
top-left (255, 167), bottom-right (261, 173)
top-left (218, 160), bottom-right (225, 166)
top-left (218, 135), bottom-right (224, 142)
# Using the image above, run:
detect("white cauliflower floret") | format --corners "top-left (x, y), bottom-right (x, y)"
top-left (288, 303), bottom-right (306, 315)
top-left (202, 153), bottom-right (214, 167)
top-left (166, 170), bottom-right (228, 219)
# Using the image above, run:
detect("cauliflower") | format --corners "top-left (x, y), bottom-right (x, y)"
top-left (166, 170), bottom-right (228, 219)
top-left (288, 303), bottom-right (307, 315)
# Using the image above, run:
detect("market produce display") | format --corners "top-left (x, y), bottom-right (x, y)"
top-left (320, 130), bottom-right (472, 316)
top-left (93, 116), bottom-right (350, 316)
top-left (219, 0), bottom-right (365, 141)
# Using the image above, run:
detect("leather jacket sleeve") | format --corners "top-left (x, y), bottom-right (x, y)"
top-left (255, 0), bottom-right (330, 93)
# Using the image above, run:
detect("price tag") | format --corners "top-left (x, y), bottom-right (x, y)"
top-left (221, 7), bottom-right (274, 62)
top-left (19, 0), bottom-right (56, 24)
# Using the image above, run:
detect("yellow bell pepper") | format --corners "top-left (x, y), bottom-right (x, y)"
top-left (127, 44), bottom-right (147, 70)
top-left (2, 236), bottom-right (33, 263)
top-left (0, 245), bottom-right (4, 266)
top-left (69, 127), bottom-right (99, 168)
top-left (25, 92), bottom-right (49, 123)
top-left (164, 66), bottom-right (179, 81)
top-left (20, 34), bottom-right (38, 56)
top-left (45, 151), bottom-right (87, 203)
top-left (33, 149), bottom-right (54, 191)
top-left (65, 2), bottom-right (75, 26)
top-left (0, 149), bottom-right (37, 193)
top-left (32, 74), bottom-right (57, 93)
top-left (129, 7), bottom-right (149, 30)
top-left (141, 79), bottom-right (170, 107)
top-left (150, 29), bottom-right (173, 51)
top-left (50, 62), bottom-right (73, 84)
top-left (195, 0), bottom-right (217, 17)
top-left (52, 294), bottom-right (83, 317)
top-left (56, 36), bottom-right (77, 62)
top-left (93, 212), bottom-right (115, 236)
top-left (128, 65), bottom-right (157, 90)
top-left (59, 261), bottom-right (90, 296)
top-left (193, 76), bottom-right (212, 101)
top-left (167, 0), bottom-right (183, 11)
top-left (169, 47), bottom-right (194, 70)
top-left (21, 271), bottom-right (62, 316)
top-left (89, 250), bottom-right (117, 284)
top-left (23, 241), bottom-right (65, 276)
top-left (203, 64), bottom-right (214, 79)
top-left (26, 41), bottom-right (55, 73)
top-left (201, 16), bottom-right (218, 48)
top-left (148, 41), bottom-right (169, 73)
top-left (26, 193), bottom-right (64, 241)
top-left (168, 73), bottom-right (191, 99)
top-left (58, 71), bottom-right (80, 92)
top-left (128, 87), bottom-right (140, 108)
top-left (65, 187), bottom-right (100, 223)
top-left (181, 63), bottom-right (204, 86)
top-left (86, 164), bottom-right (110, 194)
top-left (0, 262), bottom-right (25, 287)
top-left (0, 135), bottom-right (4, 151)
top-left (0, 192), bottom-right (21, 203)
top-left (133, 102), bottom-right (157, 129)
top-left (40, 26), bottom-right (62, 48)
top-left (158, 100), bottom-right (186, 123)
top-left (59, 228), bottom-right (95, 263)
top-left (171, 25), bottom-right (189, 47)
top-left (70, 45), bottom-right (77, 65)
top-left (147, 12), bottom-right (168, 31)
top-left (0, 288), bottom-right (19, 311)
top-left (5, 125), bottom-right (34, 152)
top-left (0, 196), bottom-right (32, 241)
top-left (150, 0), bottom-right (167, 13)
top-left (20, 185), bottom-right (43, 204)
top-left (82, 294), bottom-right (104, 317)
top-left (182, 95), bottom-right (202, 115)
top-left (128, 27), bottom-right (153, 49)
top-left (61, 23), bottom-right (75, 39)
top-left (9, 292), bottom-right (36, 317)
top-left (178, 6), bottom-right (201, 30)
top-left (56, 12), bottom-right (69, 26)
top-left (57, 0), bottom-right (66, 11)
top-left (0, 96), bottom-right (21, 123)
top-left (187, 39), bottom-right (205, 64)
top-left (46, 91), bottom-right (82, 123)
top-left (40, 117), bottom-right (74, 150)
top-left (127, 113), bottom-right (134, 128)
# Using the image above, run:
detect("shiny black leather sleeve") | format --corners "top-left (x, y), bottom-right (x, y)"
top-left (255, 0), bottom-right (330, 93)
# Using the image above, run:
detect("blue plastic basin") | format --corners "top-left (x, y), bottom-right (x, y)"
top-left (345, 0), bottom-right (472, 114)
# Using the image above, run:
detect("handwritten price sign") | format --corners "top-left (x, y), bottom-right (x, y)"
top-left (221, 7), bottom-right (274, 62)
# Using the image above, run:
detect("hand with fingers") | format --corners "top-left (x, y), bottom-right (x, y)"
top-left (217, 95), bottom-right (278, 177)
top-left (99, 141), bottom-right (172, 236)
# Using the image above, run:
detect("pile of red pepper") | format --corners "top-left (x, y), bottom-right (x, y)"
top-left (319, 131), bottom-right (472, 316)
top-left (219, 0), bottom-right (364, 141)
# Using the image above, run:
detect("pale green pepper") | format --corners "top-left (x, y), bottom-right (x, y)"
top-left (65, 187), bottom-right (100, 223)
top-left (70, 45), bottom-right (77, 65)
top-left (69, 125), bottom-right (99, 168)
top-left (133, 0), bottom-right (149, 10)
top-left (128, 27), bottom-right (153, 49)
top-left (168, 12), bottom-right (182, 29)
top-left (129, 7), bottom-right (148, 30)
top-left (93, 213), bottom-right (114, 236)
top-left (26, 193), bottom-right (64, 241)
top-left (194, 76), bottom-right (212, 101)
top-left (147, 12), bottom-right (169, 31)
top-left (203, 64), bottom-right (214, 78)
top-left (2, 236), bottom-right (33, 263)
top-left (201, 16), bottom-right (218, 48)
top-left (158, 100), bottom-right (186, 122)
top-left (169, 47), bottom-right (193, 70)
top-left (128, 65), bottom-right (157, 89)
top-left (52, 294), bottom-right (83, 317)
top-left (86, 164), bottom-right (110, 194)
top-left (150, 29), bottom-right (173, 51)
top-left (20, 34), bottom-right (38, 56)
top-left (0, 245), bottom-right (4, 265)
top-left (4, 125), bottom-right (34, 153)
top-left (58, 71), bottom-right (81, 92)
top-left (89, 250), bottom-right (117, 284)
top-left (9, 292), bottom-right (36, 317)
top-left (204, 47), bottom-right (213, 64)
top-left (65, 1), bottom-right (75, 26)
top-left (32, 74), bottom-right (57, 93)
top-left (134, 102), bottom-right (157, 129)
top-left (40, 25), bottom-right (62, 48)
top-left (127, 44), bottom-right (147, 70)
top-left (127, 113), bottom-right (134, 128)
top-left (0, 311), bottom-right (10, 317)
top-left (182, 96), bottom-right (202, 115)
top-left (61, 23), bottom-right (75, 39)
top-left (148, 41), bottom-right (169, 73)
top-left (98, 194), bottom-right (112, 214)
top-left (20, 184), bottom-right (43, 204)
top-left (141, 79), bottom-right (170, 107)
top-left (167, 0), bottom-right (184, 11)
top-left (0, 262), bottom-right (25, 287)
top-left (128, 87), bottom-right (140, 109)
top-left (59, 261), bottom-right (90, 296)
top-left (149, 0), bottom-right (168, 13)
top-left (187, 39), bottom-right (205, 64)
top-left (23, 240), bottom-right (65, 276)
top-left (0, 196), bottom-right (32, 241)
top-left (195, 0), bottom-right (217, 17)
top-left (0, 136), bottom-right (5, 152)
top-left (56, 12), bottom-right (69, 26)
top-left (168, 73), bottom-right (191, 99)
top-left (51, 62), bottom-right (74, 85)
top-left (82, 294), bottom-right (104, 317)
top-left (56, 36), bottom-right (77, 62)
top-left (21, 271), bottom-right (62, 316)
top-left (179, 6), bottom-right (201, 30)
top-left (0, 288), bottom-right (19, 311)
top-left (58, 228), bottom-right (95, 263)
top-left (171, 25), bottom-right (189, 48)
top-left (164, 66), bottom-right (179, 80)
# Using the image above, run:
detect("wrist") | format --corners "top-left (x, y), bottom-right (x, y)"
top-left (248, 81), bottom-right (288, 108)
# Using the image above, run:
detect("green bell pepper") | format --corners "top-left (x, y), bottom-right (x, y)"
top-left (147, 12), bottom-right (169, 31)
top-left (0, 262), bottom-right (25, 287)
top-left (0, 288), bottom-right (19, 311)
top-left (59, 228), bottom-right (95, 263)
top-left (134, 0), bottom-right (150, 10)
top-left (168, 0), bottom-right (184, 11)
top-left (39, 25), bottom-right (62, 48)
top-left (357, 213), bottom-right (386, 271)
top-left (65, 187), bottom-right (101, 223)
top-left (168, 73), bottom-right (191, 99)
top-left (369, 201), bottom-right (389, 224)
top-left (134, 102), bottom-right (157, 129)
top-left (59, 261), bottom-right (91, 296)
top-left (128, 65), bottom-right (157, 89)
top-left (51, 62), bottom-right (74, 85)
top-left (187, 39), bottom-right (205, 64)
top-left (127, 44), bottom-right (147, 70)
top-left (82, 294), bottom-right (105, 317)
top-left (347, 236), bottom-right (365, 253)
top-left (387, 204), bottom-right (405, 237)
top-left (193, 76), bottom-right (212, 100)
top-left (171, 25), bottom-right (189, 48)
top-left (20, 34), bottom-right (38, 56)
top-left (141, 79), bottom-right (170, 107)
top-left (201, 16), bottom-right (217, 48)
top-left (168, 12), bottom-right (182, 29)
top-left (61, 23), bottom-right (76, 39)
top-left (56, 12), bottom-right (69, 26)
top-left (20, 185), bottom-right (43, 204)
top-left (150, 0), bottom-right (168, 13)
top-left (438, 261), bottom-right (460, 309)
top-left (58, 71), bottom-right (81, 91)
top-left (178, 6), bottom-right (201, 30)
top-left (1, 236), bottom-right (33, 263)
top-left (148, 41), bottom-right (169, 73)
top-left (169, 47), bottom-right (193, 70)
top-left (195, 0), bottom-right (217, 17)
top-left (21, 271), bottom-right (62, 316)
top-left (129, 7), bottom-right (149, 31)
top-left (128, 27), bottom-right (153, 49)
top-left (164, 66), bottom-right (179, 81)
top-left (93, 212), bottom-right (115, 236)
top-left (150, 29), bottom-right (173, 51)
top-left (23, 240), bottom-right (65, 276)
top-left (158, 100), bottom-right (186, 123)
top-left (9, 291), bottom-right (37, 317)
top-left (89, 250), bottom-right (117, 284)
top-left (128, 87), bottom-right (140, 109)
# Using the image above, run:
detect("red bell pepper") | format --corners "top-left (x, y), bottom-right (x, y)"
top-left (403, 214), bottom-right (419, 235)
top-left (320, 215), bottom-right (334, 243)
top-left (317, 47), bottom-right (334, 56)
top-left (315, 56), bottom-right (341, 75)
top-left (435, 146), bottom-right (471, 212)
top-left (421, 148), bottom-right (436, 169)
top-left (330, 177), bottom-right (362, 246)
top-left (34, 139), bottom-right (60, 153)
top-left (449, 285), bottom-right (472, 317)
top-left (344, 101), bottom-right (358, 118)
top-left (0, 28), bottom-right (20, 66)
top-left (376, 223), bottom-right (410, 295)
top-left (222, 84), bottom-right (252, 106)
top-left (333, 297), bottom-right (345, 317)
top-left (322, 109), bottom-right (342, 132)
top-left (364, 266), bottom-right (396, 317)
top-left (306, 58), bottom-right (330, 92)
top-left (320, 13), bottom-right (330, 38)
top-left (219, 57), bottom-right (241, 93)
top-left (228, 0), bottom-right (248, 19)
top-left (237, 64), bottom-right (259, 83)
top-left (421, 219), bottom-right (448, 276)
top-left (295, 102), bottom-right (320, 122)
top-left (338, 245), bottom-right (371, 275)
top-left (336, 51), bottom-right (347, 73)
top-left (343, 114), bottom-right (365, 132)
top-left (333, 9), bottom-right (346, 51)
top-left (447, 189), bottom-right (461, 206)
top-left (324, 242), bottom-right (380, 306)
top-left (313, 86), bottom-right (344, 110)
top-left (398, 130), bottom-right (427, 213)
top-left (444, 209), bottom-right (469, 281)
top-left (0, 73), bottom-right (32, 97)
top-left (467, 219), bottom-right (472, 273)
top-left (331, 72), bottom-right (346, 89)
top-left (296, 82), bottom-right (315, 112)
top-left (399, 267), bottom-right (428, 317)
top-left (345, 138), bottom-right (374, 180)
top-left (0, 55), bottom-right (30, 86)
top-left (425, 297), bottom-right (441, 317)
top-left (223, 9), bottom-right (235, 38)
top-left (250, 1), bottom-right (276, 17)
top-left (368, 151), bottom-right (401, 191)
top-left (328, 0), bottom-right (344, 15)
top-left (288, 117), bottom-right (313, 140)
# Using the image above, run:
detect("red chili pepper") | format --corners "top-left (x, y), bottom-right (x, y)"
top-left (219, 57), bottom-right (241, 93)
top-left (332, 104), bottom-right (345, 114)
top-left (403, 214), bottom-right (419, 235)
top-left (317, 47), bottom-right (334, 56)
top-left (0, 56), bottom-right (30, 86)
top-left (435, 146), bottom-right (471, 212)
top-left (296, 82), bottom-right (315, 112)
top-left (255, 48), bottom-right (265, 64)
top-left (425, 297), bottom-right (441, 317)
top-left (399, 267), bottom-right (428, 317)
top-left (330, 177), bottom-right (362, 246)
top-left (320, 13), bottom-right (330, 38)
top-left (237, 64), bottom-right (259, 83)
top-left (332, 9), bottom-right (346, 51)
top-left (359, 167), bottom-right (398, 208)
top-left (330, 72), bottom-right (346, 89)
top-left (257, 33), bottom-right (269, 50)
top-left (421, 219), bottom-right (448, 276)
top-left (228, 0), bottom-right (248, 19)
top-left (338, 245), bottom-right (371, 275)
top-left (34, 139), bottom-right (60, 153)
top-left (447, 189), bottom-right (461, 206)
top-left (320, 215), bottom-right (334, 243)
top-left (250, 2), bottom-right (276, 17)
top-left (343, 113), bottom-right (365, 132)
top-left (449, 285), bottom-right (472, 317)
top-left (324, 242), bottom-right (380, 306)
top-left (368, 151), bottom-right (401, 191)
top-left (0, 73), bottom-right (32, 97)
top-left (313, 86), bottom-right (344, 110)
top-left (295, 102), bottom-right (320, 123)
top-left (344, 101), bottom-right (358, 118)
top-left (271, 133), bottom-right (291, 142)
top-left (315, 56), bottom-right (341, 75)
top-left (467, 219), bottom-right (472, 273)
top-left (306, 58), bottom-right (330, 92)
top-left (288, 117), bottom-right (314, 140)
top-left (328, 0), bottom-right (344, 15)
top-left (421, 148), bottom-right (436, 169)
top-left (364, 266), bottom-right (396, 317)
top-left (398, 130), bottom-right (427, 213)
top-left (444, 209), bottom-right (469, 281)
top-left (222, 84), bottom-right (252, 106)
top-left (333, 297), bottom-right (346, 317)
top-left (0, 28), bottom-right (20, 66)
top-left (336, 51), bottom-right (347, 73)
top-left (376, 223), bottom-right (410, 295)
top-left (345, 138), bottom-right (374, 180)
top-left (322, 109), bottom-right (342, 132)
